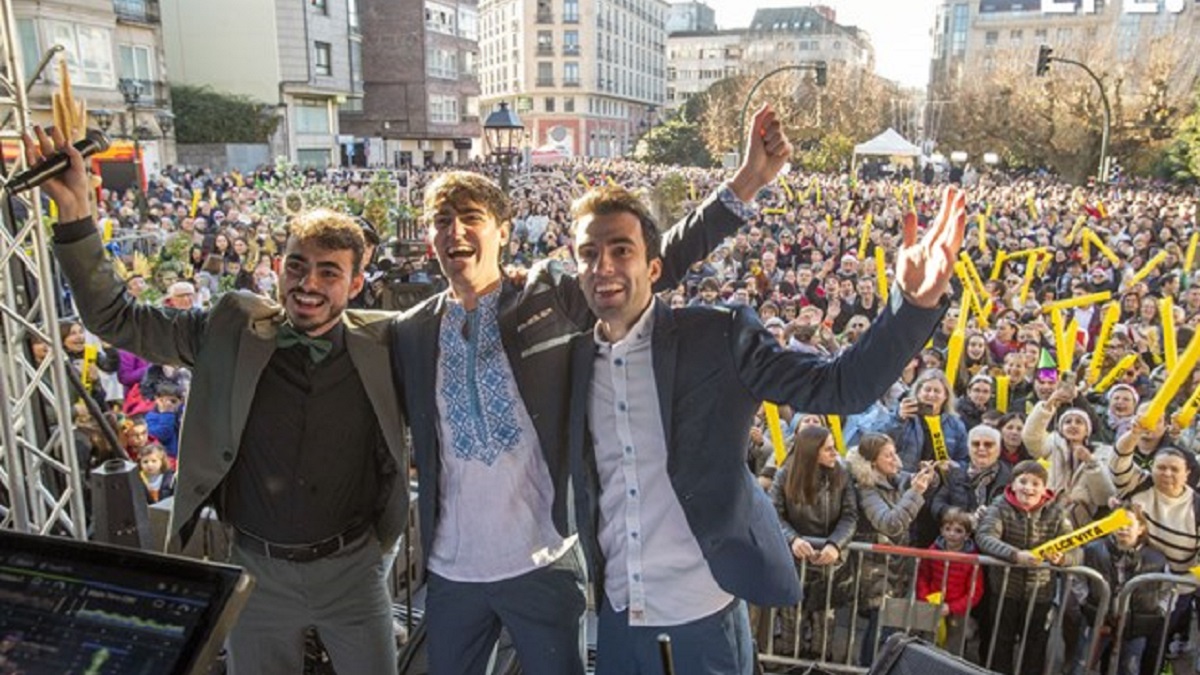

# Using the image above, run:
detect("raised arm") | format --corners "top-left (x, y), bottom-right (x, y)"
top-left (27, 126), bottom-right (217, 367)
top-left (655, 104), bottom-right (792, 289)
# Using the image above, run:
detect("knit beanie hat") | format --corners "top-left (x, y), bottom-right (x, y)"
top-left (1107, 383), bottom-right (1140, 406)
top-left (1058, 407), bottom-right (1093, 437)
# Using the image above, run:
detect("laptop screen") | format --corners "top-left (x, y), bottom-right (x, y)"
top-left (0, 529), bottom-right (250, 675)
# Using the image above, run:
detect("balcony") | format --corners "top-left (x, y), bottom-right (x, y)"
top-left (536, 78), bottom-right (555, 87)
top-left (537, 44), bottom-right (555, 55)
top-left (536, 12), bottom-right (554, 23)
top-left (563, 45), bottom-right (580, 56)
top-left (114, 0), bottom-right (160, 23)
top-left (563, 79), bottom-right (580, 87)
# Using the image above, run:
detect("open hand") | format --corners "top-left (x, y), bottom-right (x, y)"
top-left (895, 187), bottom-right (967, 308)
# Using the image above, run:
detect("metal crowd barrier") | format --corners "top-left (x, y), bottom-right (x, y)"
top-left (1106, 573), bottom-right (1200, 675)
top-left (755, 540), bottom-right (1111, 675)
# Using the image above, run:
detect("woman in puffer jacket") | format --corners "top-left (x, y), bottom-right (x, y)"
top-left (1022, 392), bottom-right (1117, 527)
top-left (847, 433), bottom-right (935, 665)
top-left (772, 425), bottom-right (857, 660)
top-left (884, 368), bottom-right (969, 472)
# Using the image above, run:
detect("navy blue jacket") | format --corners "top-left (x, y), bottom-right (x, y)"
top-left (569, 294), bottom-right (946, 608)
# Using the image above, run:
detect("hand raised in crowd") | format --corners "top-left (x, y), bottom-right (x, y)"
top-left (897, 397), bottom-right (920, 421)
top-left (910, 464), bottom-right (935, 495)
top-left (895, 186), bottom-right (967, 308)
top-left (728, 103), bottom-right (793, 203)
top-left (22, 126), bottom-right (90, 222)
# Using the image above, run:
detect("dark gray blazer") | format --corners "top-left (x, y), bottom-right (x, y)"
top-left (568, 295), bottom-right (947, 608)
top-left (390, 192), bottom-right (746, 568)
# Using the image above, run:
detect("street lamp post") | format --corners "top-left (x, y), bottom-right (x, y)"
top-left (118, 78), bottom-right (146, 219)
top-left (1035, 45), bottom-right (1111, 184)
top-left (736, 61), bottom-right (827, 161)
top-left (483, 101), bottom-right (524, 192)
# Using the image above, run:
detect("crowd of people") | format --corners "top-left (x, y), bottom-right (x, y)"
top-left (30, 118), bottom-right (1200, 674)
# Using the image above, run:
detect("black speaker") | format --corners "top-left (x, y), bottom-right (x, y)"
top-left (868, 635), bottom-right (998, 675)
top-left (89, 458), bottom-right (152, 549)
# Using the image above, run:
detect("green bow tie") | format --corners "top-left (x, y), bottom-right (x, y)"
top-left (276, 324), bottom-right (333, 363)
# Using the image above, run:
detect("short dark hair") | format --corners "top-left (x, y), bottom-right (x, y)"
top-left (288, 208), bottom-right (366, 275)
top-left (570, 186), bottom-right (661, 263)
top-left (423, 171), bottom-right (511, 226)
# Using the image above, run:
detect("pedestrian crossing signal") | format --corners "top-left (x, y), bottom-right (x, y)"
top-left (1036, 45), bottom-right (1053, 77)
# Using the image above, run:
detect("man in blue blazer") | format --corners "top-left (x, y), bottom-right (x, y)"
top-left (389, 106), bottom-right (792, 674)
top-left (567, 184), bottom-right (967, 674)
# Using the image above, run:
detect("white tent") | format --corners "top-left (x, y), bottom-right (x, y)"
top-left (852, 128), bottom-right (921, 174)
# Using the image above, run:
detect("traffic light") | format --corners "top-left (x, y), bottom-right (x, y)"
top-left (815, 62), bottom-right (828, 87)
top-left (1036, 45), bottom-right (1053, 77)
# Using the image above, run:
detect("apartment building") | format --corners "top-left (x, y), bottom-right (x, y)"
top-left (478, 0), bottom-right (667, 158)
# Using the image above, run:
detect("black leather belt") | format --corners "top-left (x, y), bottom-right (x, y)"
top-left (234, 521), bottom-right (372, 563)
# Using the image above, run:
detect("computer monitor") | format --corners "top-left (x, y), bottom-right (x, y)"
top-left (0, 529), bottom-right (253, 675)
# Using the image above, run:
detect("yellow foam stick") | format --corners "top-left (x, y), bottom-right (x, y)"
top-left (1027, 194), bottom-right (1038, 219)
top-left (1141, 329), bottom-right (1200, 430)
top-left (1128, 251), bottom-right (1168, 288)
top-left (825, 213), bottom-right (833, 230)
top-left (1082, 234), bottom-right (1092, 265)
top-left (779, 176), bottom-right (795, 203)
top-left (1087, 304), bottom-right (1122, 386)
top-left (1082, 229), bottom-right (1120, 265)
top-left (858, 213), bottom-right (873, 260)
top-left (875, 247), bottom-right (888, 302)
top-left (1060, 317), bottom-right (1079, 375)
top-left (762, 207), bottom-right (787, 215)
top-left (49, 200), bottom-right (58, 221)
top-left (907, 183), bottom-right (916, 214)
top-left (1162, 297), bottom-right (1178, 372)
top-left (1066, 215), bottom-right (1087, 244)
top-left (689, 181), bottom-right (697, 202)
top-left (926, 415), bottom-right (949, 462)
top-left (977, 297), bottom-right (993, 330)
top-left (764, 403), bottom-right (787, 468)
top-left (81, 344), bottom-right (97, 391)
top-left (1042, 291), bottom-right (1112, 314)
top-left (1092, 354), bottom-right (1138, 394)
top-left (577, 172), bottom-right (590, 190)
top-left (996, 375), bottom-right (1010, 413)
top-left (977, 213), bottom-right (988, 251)
top-left (1033, 509), bottom-right (1132, 559)
top-left (1189, 564), bottom-right (1200, 579)
top-left (945, 331), bottom-right (966, 390)
top-left (1186, 232), bottom-right (1198, 273)
top-left (1050, 308), bottom-right (1067, 372)
top-left (1019, 253), bottom-right (1040, 306)
top-left (606, 175), bottom-right (618, 188)
top-left (1097, 199), bottom-right (1108, 219)
top-left (842, 199), bottom-right (854, 221)
top-left (813, 178), bottom-right (822, 207)
top-left (959, 253), bottom-right (987, 299)
top-left (990, 250), bottom-right (1008, 281)
top-left (190, 189), bottom-right (202, 217)
top-left (102, 219), bottom-right (113, 243)
top-left (1173, 383), bottom-right (1200, 429)
top-left (827, 414), bottom-right (846, 455)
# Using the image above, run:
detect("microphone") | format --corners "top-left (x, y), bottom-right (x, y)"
top-left (5, 130), bottom-right (110, 194)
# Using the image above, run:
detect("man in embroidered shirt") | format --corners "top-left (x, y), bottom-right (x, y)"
top-left (568, 185), bottom-right (966, 673)
top-left (391, 105), bottom-right (794, 674)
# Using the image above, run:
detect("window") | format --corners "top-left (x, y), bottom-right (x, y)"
top-left (564, 0), bottom-right (579, 22)
top-left (17, 19), bottom-right (40, 82)
top-left (425, 1), bottom-right (457, 35)
top-left (1010, 29), bottom-right (1023, 42)
top-left (297, 149), bottom-right (330, 169)
top-left (427, 47), bottom-right (457, 79)
top-left (537, 61), bottom-right (553, 86)
top-left (564, 96), bottom-right (575, 112)
top-left (312, 0), bottom-right (328, 14)
top-left (314, 41), bottom-right (332, 76)
top-left (348, 0), bottom-right (359, 31)
top-left (563, 30), bottom-right (579, 55)
top-left (45, 21), bottom-right (115, 88)
top-left (985, 30), bottom-right (998, 45)
top-left (340, 97), bottom-right (363, 113)
top-left (537, 30), bottom-right (553, 55)
top-left (350, 40), bottom-right (363, 90)
top-left (118, 44), bottom-right (153, 92)
top-left (458, 7), bottom-right (478, 40)
top-left (545, 96), bottom-right (556, 112)
top-left (429, 95), bottom-right (459, 123)
top-left (294, 99), bottom-right (330, 134)
top-left (564, 62), bottom-right (579, 86)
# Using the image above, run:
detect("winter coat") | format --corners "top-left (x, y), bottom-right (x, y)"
top-left (976, 488), bottom-right (1080, 601)
top-left (915, 537), bottom-right (986, 616)
top-left (931, 461), bottom-right (1013, 524)
top-left (1079, 538), bottom-right (1168, 636)
top-left (1022, 401), bottom-right (1117, 526)
top-left (884, 412), bottom-right (969, 472)
top-left (848, 450), bottom-right (927, 608)
top-left (772, 461), bottom-right (858, 610)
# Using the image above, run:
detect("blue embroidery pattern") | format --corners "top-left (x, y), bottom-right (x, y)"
top-left (439, 294), bottom-right (522, 465)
